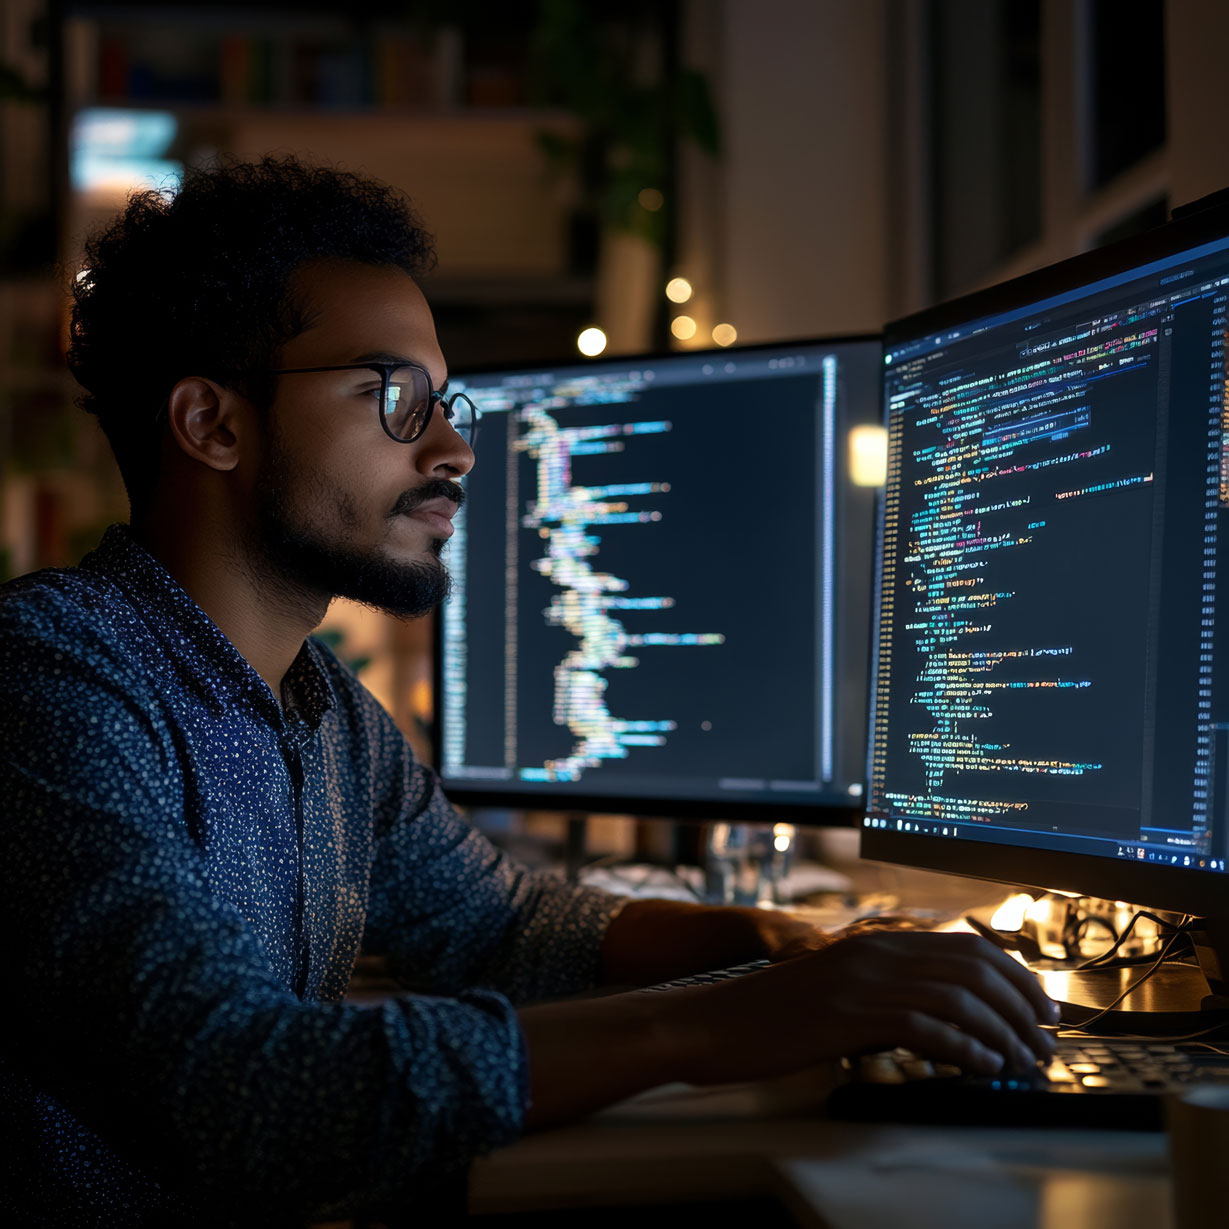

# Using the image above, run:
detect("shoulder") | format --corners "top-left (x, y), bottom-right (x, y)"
top-left (0, 564), bottom-right (158, 711)
top-left (2, 560), bottom-right (123, 626)
top-left (0, 566), bottom-right (179, 820)
top-left (3, 560), bottom-right (138, 646)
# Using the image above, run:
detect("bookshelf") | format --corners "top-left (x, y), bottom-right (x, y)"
top-left (64, 8), bottom-right (522, 115)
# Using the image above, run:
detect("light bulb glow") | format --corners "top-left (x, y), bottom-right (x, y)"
top-left (990, 892), bottom-right (1034, 933)
top-left (712, 323), bottom-right (737, 347)
top-left (665, 277), bottom-right (693, 304)
top-left (577, 326), bottom-right (608, 357)
top-left (670, 315), bottom-right (697, 340)
top-left (849, 423), bottom-right (888, 487)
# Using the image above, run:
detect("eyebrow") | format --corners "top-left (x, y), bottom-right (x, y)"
top-left (351, 352), bottom-right (448, 391)
top-left (351, 350), bottom-right (414, 365)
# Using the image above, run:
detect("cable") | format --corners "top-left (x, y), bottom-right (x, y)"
top-left (1065, 912), bottom-right (1118, 960)
top-left (1074, 908), bottom-right (1190, 971)
top-left (1071, 916), bottom-right (1199, 1032)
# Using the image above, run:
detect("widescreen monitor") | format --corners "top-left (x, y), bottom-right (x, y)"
top-left (863, 197), bottom-right (1229, 946)
top-left (435, 337), bottom-right (883, 822)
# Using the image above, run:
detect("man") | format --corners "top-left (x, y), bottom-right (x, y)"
top-left (0, 157), bottom-right (1057, 1223)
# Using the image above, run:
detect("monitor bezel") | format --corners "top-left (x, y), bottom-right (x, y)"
top-left (862, 197), bottom-right (1229, 918)
top-left (431, 332), bottom-right (882, 825)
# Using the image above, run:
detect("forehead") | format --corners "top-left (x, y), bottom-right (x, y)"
top-left (281, 259), bottom-right (444, 375)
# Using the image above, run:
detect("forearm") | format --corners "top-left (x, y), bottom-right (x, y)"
top-left (519, 991), bottom-right (684, 1128)
top-left (598, 898), bottom-right (821, 985)
top-left (523, 931), bottom-right (1060, 1131)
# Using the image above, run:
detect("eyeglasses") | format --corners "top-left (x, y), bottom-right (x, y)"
top-left (269, 360), bottom-right (479, 448)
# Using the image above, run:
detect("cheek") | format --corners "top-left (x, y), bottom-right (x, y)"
top-left (329, 454), bottom-right (408, 534)
top-left (267, 409), bottom-right (408, 530)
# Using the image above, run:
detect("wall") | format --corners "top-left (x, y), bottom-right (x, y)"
top-left (1166, 0), bottom-right (1229, 212)
top-left (716, 0), bottom-right (889, 342)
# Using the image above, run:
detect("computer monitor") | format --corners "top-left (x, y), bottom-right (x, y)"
top-left (863, 196), bottom-right (1229, 997)
top-left (435, 337), bottom-right (883, 822)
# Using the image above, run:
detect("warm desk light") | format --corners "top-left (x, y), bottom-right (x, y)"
top-left (848, 423), bottom-right (887, 486)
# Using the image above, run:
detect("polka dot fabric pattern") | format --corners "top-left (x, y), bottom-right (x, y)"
top-left (0, 525), bottom-right (625, 1224)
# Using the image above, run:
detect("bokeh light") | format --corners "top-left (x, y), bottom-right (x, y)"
top-left (577, 326), bottom-right (608, 357)
top-left (665, 277), bottom-right (693, 303)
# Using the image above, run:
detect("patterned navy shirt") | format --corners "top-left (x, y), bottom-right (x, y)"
top-left (0, 525), bottom-right (624, 1224)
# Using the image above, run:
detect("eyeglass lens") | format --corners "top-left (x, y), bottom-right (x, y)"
top-left (384, 367), bottom-right (432, 441)
top-left (384, 367), bottom-right (476, 445)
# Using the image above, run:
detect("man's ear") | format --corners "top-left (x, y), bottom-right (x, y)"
top-left (165, 377), bottom-right (247, 472)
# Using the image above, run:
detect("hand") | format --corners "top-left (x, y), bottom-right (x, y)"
top-left (660, 930), bottom-right (1059, 1086)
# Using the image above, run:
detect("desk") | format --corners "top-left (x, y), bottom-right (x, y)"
top-left (470, 846), bottom-right (1181, 1225)
top-left (470, 1065), bottom-right (1173, 1228)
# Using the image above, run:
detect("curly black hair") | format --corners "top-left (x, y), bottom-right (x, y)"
top-left (68, 155), bottom-right (436, 514)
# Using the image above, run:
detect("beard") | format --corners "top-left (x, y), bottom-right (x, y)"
top-left (251, 433), bottom-right (464, 621)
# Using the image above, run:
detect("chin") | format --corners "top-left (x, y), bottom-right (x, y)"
top-left (381, 535), bottom-right (447, 564)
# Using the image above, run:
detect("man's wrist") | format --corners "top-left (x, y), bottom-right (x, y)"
top-left (599, 897), bottom-right (827, 985)
top-left (743, 907), bottom-right (831, 962)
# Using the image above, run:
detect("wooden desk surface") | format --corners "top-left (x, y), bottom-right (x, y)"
top-left (469, 1068), bottom-right (1172, 1227)
top-left (471, 852), bottom-right (1178, 1224)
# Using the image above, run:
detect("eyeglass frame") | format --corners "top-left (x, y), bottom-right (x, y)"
top-left (267, 360), bottom-right (480, 448)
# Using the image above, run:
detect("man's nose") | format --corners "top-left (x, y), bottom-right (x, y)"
top-left (413, 406), bottom-right (475, 477)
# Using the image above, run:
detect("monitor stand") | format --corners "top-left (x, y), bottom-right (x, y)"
top-left (1036, 917), bottom-right (1229, 1032)
top-left (704, 822), bottom-right (795, 906)
top-left (564, 813), bottom-right (588, 882)
top-left (561, 814), bottom-right (796, 905)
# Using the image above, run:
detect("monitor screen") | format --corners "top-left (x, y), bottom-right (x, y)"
top-left (435, 337), bottom-right (883, 821)
top-left (863, 201), bottom-right (1229, 921)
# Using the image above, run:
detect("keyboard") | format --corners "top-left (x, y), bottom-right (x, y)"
top-left (636, 959), bottom-right (772, 992)
top-left (826, 1034), bottom-right (1229, 1130)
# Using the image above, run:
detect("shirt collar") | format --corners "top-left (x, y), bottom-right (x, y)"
top-left (81, 524), bottom-right (337, 735)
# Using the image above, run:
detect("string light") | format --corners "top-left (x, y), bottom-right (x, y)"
top-left (670, 315), bottom-right (697, 341)
top-left (665, 277), bottom-right (693, 304)
top-left (712, 323), bottom-right (737, 347)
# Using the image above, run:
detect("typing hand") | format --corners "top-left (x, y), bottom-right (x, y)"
top-left (661, 930), bottom-right (1060, 1085)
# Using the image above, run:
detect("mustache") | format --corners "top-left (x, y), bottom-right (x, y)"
top-left (390, 478), bottom-right (467, 518)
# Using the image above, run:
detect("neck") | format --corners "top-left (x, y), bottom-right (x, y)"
top-left (131, 509), bottom-right (328, 704)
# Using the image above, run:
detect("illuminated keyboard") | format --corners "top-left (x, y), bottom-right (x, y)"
top-left (826, 1035), bottom-right (1229, 1130)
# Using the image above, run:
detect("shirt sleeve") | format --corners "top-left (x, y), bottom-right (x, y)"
top-left (340, 664), bottom-right (627, 1005)
top-left (1, 594), bottom-right (528, 1220)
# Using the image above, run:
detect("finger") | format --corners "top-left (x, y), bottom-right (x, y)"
top-left (850, 1008), bottom-right (1008, 1075)
top-left (965, 937), bottom-right (1060, 1024)
top-left (894, 979), bottom-right (1045, 1070)
top-left (895, 932), bottom-right (1060, 1024)
top-left (909, 954), bottom-right (1055, 1062)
